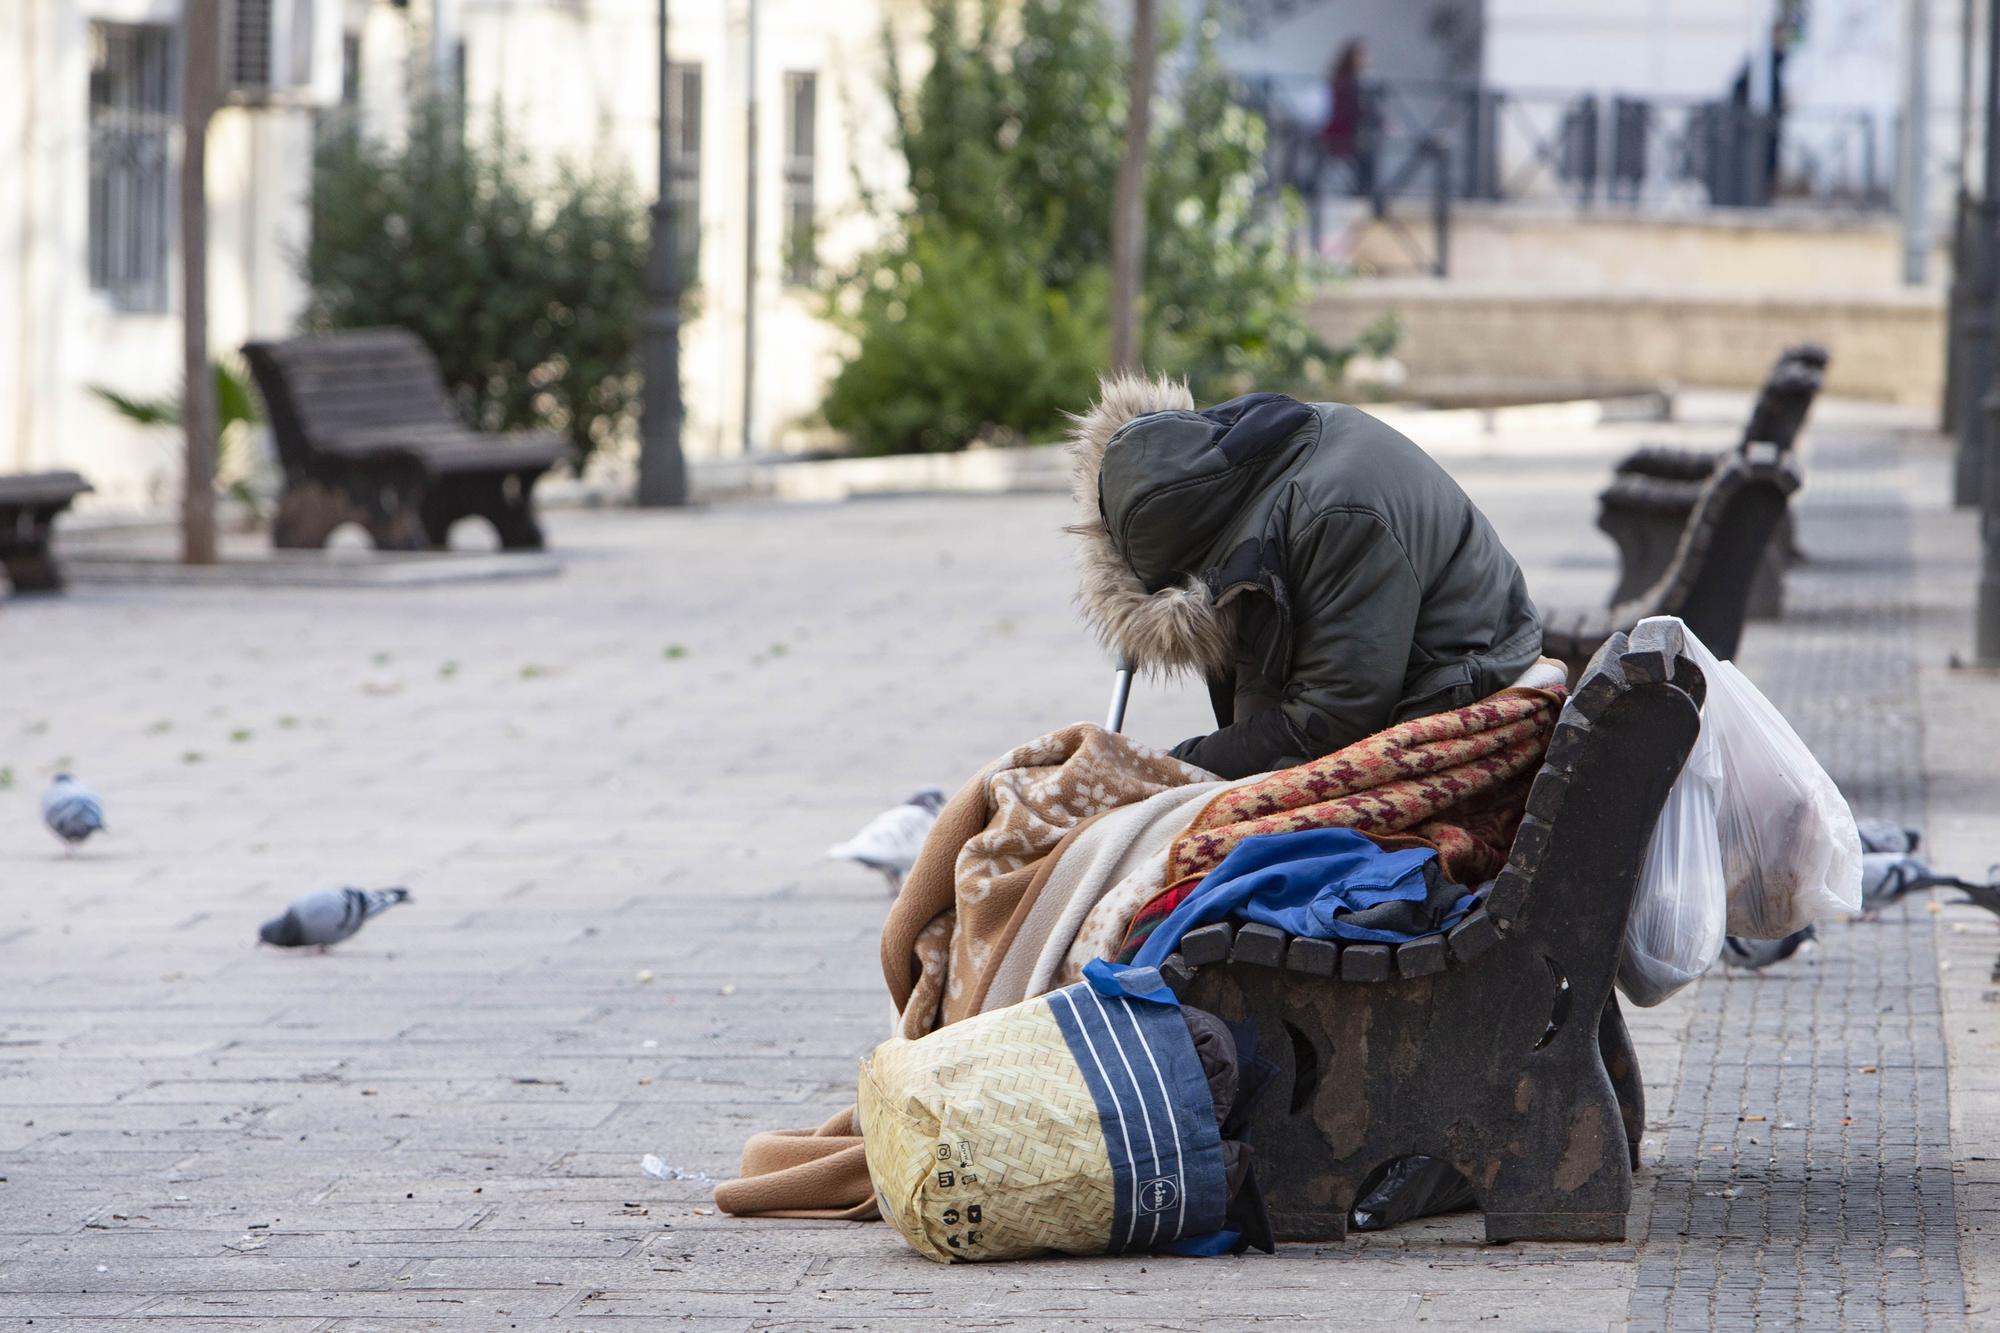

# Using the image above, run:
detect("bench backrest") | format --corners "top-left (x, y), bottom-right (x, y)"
top-left (1385, 619), bottom-right (1702, 980)
top-left (1739, 343), bottom-right (1827, 455)
top-left (243, 329), bottom-right (463, 475)
top-left (1627, 443), bottom-right (1799, 658)
top-left (1476, 616), bottom-right (1702, 1007)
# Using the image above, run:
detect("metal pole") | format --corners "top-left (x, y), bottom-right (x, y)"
top-left (1430, 140), bottom-right (1451, 277)
top-left (1947, 185), bottom-right (1971, 431)
top-left (180, 0), bottom-right (220, 565)
top-left (740, 0), bottom-right (758, 457)
top-left (1109, 0), bottom-right (1159, 374)
top-left (1978, 363), bottom-right (2000, 660)
top-left (1901, 0), bottom-right (1932, 285)
top-left (1954, 0), bottom-right (2000, 507)
top-left (635, 0), bottom-right (688, 507)
top-left (1104, 659), bottom-right (1135, 734)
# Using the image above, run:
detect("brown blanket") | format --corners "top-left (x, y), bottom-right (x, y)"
top-left (716, 724), bottom-right (1205, 1219)
top-left (879, 724), bottom-right (1208, 1037)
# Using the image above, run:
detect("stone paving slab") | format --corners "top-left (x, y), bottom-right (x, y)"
top-left (0, 395), bottom-right (1982, 1327)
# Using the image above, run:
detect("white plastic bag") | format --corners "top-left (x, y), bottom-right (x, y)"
top-left (1678, 627), bottom-right (1862, 938)
top-left (1618, 702), bottom-right (1726, 1007)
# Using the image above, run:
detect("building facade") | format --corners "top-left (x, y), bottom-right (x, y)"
top-left (0, 0), bottom-right (916, 512)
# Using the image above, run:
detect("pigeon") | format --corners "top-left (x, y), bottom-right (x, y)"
top-left (1949, 871), bottom-right (2000, 924)
top-left (827, 787), bottom-right (947, 894)
top-left (41, 773), bottom-right (106, 853)
top-left (1722, 925), bottom-right (1816, 971)
top-left (1859, 852), bottom-right (1984, 915)
top-left (258, 887), bottom-right (412, 950)
top-left (1857, 819), bottom-right (1919, 855)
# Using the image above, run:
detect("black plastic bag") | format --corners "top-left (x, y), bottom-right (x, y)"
top-left (1349, 1155), bottom-right (1477, 1231)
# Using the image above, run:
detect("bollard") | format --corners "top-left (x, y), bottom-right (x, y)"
top-left (1955, 197), bottom-right (1999, 510)
top-left (1977, 382), bottom-right (2000, 662)
top-left (1944, 188), bottom-right (1970, 436)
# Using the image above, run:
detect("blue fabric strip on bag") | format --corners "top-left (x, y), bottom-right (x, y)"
top-left (1131, 829), bottom-right (1471, 972)
top-left (1046, 966), bottom-right (1230, 1255)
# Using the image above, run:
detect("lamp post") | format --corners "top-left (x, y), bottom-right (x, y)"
top-left (636, 0), bottom-right (688, 507)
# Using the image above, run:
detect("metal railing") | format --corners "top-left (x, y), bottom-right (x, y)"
top-left (1241, 74), bottom-right (1902, 272)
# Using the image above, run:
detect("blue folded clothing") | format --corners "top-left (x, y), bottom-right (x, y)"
top-left (1131, 828), bottom-right (1476, 970)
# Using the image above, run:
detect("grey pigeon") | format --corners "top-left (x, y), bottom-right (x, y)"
top-left (258, 887), bottom-right (412, 949)
top-left (41, 773), bottom-right (105, 853)
top-left (1847, 820), bottom-right (1987, 916)
top-left (1859, 852), bottom-right (1981, 914)
top-left (828, 787), bottom-right (947, 894)
top-left (1722, 925), bottom-right (1816, 971)
top-left (1857, 819), bottom-right (1919, 855)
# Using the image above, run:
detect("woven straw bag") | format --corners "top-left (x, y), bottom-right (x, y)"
top-left (857, 963), bottom-right (1228, 1263)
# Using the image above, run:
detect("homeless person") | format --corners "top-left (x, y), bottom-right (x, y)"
top-left (1070, 377), bottom-right (1543, 779)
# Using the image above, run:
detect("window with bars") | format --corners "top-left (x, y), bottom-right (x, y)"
top-left (88, 22), bottom-right (175, 313)
top-left (667, 62), bottom-right (702, 283)
top-left (228, 0), bottom-right (274, 94)
top-left (783, 71), bottom-right (816, 286)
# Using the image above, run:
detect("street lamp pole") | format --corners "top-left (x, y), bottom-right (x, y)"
top-left (636, 0), bottom-right (688, 508)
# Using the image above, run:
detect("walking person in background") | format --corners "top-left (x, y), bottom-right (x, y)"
top-left (1321, 39), bottom-right (1380, 204)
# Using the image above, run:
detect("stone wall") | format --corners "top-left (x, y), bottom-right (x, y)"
top-left (1313, 281), bottom-right (1944, 406)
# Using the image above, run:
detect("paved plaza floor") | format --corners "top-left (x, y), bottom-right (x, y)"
top-left (2, 394), bottom-right (1996, 1329)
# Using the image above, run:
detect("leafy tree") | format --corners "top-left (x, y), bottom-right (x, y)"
top-left (302, 104), bottom-right (650, 470)
top-left (824, 0), bottom-right (1341, 455)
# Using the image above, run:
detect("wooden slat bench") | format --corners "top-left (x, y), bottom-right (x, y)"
top-left (1597, 343), bottom-right (1826, 615)
top-left (1542, 444), bottom-right (1799, 678)
top-left (243, 329), bottom-right (569, 551)
top-left (0, 471), bottom-right (93, 593)
top-left (1160, 618), bottom-right (1704, 1243)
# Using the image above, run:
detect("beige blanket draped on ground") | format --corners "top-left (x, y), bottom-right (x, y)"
top-left (716, 724), bottom-right (1210, 1219)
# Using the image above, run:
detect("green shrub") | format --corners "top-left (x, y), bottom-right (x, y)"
top-left (823, 1), bottom-right (1339, 456)
top-left (820, 223), bottom-right (1107, 454)
top-left (302, 104), bottom-right (650, 470)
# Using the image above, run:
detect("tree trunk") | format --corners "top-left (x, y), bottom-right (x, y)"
top-left (1109, 0), bottom-right (1159, 376)
top-left (180, 0), bottom-right (220, 565)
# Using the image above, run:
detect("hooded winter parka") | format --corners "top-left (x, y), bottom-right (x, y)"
top-left (1069, 377), bottom-right (1541, 780)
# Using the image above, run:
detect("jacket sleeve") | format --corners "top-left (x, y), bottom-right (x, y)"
top-left (1170, 509), bottom-right (1422, 780)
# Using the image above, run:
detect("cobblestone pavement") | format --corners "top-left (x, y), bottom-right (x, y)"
top-left (0, 397), bottom-right (1986, 1329)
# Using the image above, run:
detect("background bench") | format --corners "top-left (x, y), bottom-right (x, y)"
top-left (0, 471), bottom-right (93, 593)
top-left (1159, 620), bottom-right (1703, 1243)
top-left (243, 330), bottom-right (568, 552)
top-left (1543, 443), bottom-right (1799, 679)
top-left (1597, 343), bottom-right (1826, 615)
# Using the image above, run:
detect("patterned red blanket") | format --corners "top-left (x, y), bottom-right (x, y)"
top-left (1116, 685), bottom-right (1565, 962)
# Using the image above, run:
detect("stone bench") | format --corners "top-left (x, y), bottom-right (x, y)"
top-left (243, 329), bottom-right (568, 552)
top-left (0, 471), bottom-right (93, 593)
top-left (1597, 343), bottom-right (1826, 617)
top-left (1160, 619), bottom-right (1704, 1242)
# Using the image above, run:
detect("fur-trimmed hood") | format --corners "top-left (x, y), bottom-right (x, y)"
top-left (1065, 374), bottom-right (1233, 678)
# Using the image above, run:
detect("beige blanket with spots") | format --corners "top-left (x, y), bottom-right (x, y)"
top-left (718, 724), bottom-right (1213, 1220)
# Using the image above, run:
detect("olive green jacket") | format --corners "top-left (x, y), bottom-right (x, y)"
top-left (1068, 377), bottom-right (1541, 779)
